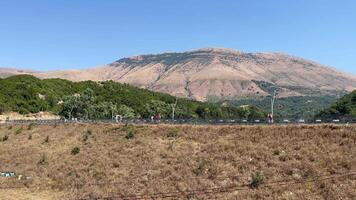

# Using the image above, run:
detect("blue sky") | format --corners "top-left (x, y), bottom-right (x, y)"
top-left (0, 0), bottom-right (355, 74)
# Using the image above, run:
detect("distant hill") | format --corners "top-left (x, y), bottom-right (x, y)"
top-left (317, 91), bottom-right (356, 118)
top-left (1, 48), bottom-right (356, 101)
top-left (0, 75), bottom-right (264, 120)
top-left (0, 68), bottom-right (34, 78)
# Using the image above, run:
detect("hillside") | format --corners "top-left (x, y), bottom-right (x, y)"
top-left (0, 124), bottom-right (355, 199)
top-left (1, 48), bottom-right (356, 101)
top-left (318, 91), bottom-right (356, 118)
top-left (0, 68), bottom-right (34, 78)
top-left (0, 75), bottom-right (264, 120)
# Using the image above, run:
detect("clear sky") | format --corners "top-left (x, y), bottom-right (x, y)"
top-left (0, 0), bottom-right (355, 74)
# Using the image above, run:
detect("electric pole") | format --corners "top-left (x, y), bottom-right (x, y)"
top-left (171, 98), bottom-right (178, 121)
top-left (270, 90), bottom-right (277, 123)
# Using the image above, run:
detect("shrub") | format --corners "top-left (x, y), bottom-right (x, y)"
top-left (15, 127), bottom-right (23, 135)
top-left (83, 129), bottom-right (92, 142)
top-left (250, 171), bottom-right (264, 188)
top-left (71, 146), bottom-right (80, 155)
top-left (167, 128), bottom-right (180, 138)
top-left (44, 136), bottom-right (49, 143)
top-left (123, 125), bottom-right (137, 140)
top-left (27, 123), bottom-right (34, 130)
top-left (125, 130), bottom-right (135, 139)
top-left (28, 134), bottom-right (32, 140)
top-left (1, 135), bottom-right (9, 142)
top-left (193, 160), bottom-right (210, 176)
top-left (38, 154), bottom-right (48, 165)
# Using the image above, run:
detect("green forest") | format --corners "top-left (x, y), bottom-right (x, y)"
top-left (231, 95), bottom-right (339, 119)
top-left (317, 90), bottom-right (356, 118)
top-left (0, 75), bottom-right (265, 120)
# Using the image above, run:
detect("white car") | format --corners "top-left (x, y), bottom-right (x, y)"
top-left (332, 119), bottom-right (340, 123)
top-left (315, 119), bottom-right (322, 123)
top-left (283, 119), bottom-right (290, 123)
top-left (298, 119), bottom-right (305, 123)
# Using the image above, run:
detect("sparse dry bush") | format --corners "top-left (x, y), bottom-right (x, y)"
top-left (167, 127), bottom-right (180, 138)
top-left (15, 127), bottom-right (23, 135)
top-left (38, 153), bottom-right (48, 165)
top-left (250, 170), bottom-right (264, 188)
top-left (0, 124), bottom-right (354, 200)
top-left (71, 146), bottom-right (80, 155)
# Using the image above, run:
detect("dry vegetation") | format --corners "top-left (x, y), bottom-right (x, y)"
top-left (0, 123), bottom-right (355, 200)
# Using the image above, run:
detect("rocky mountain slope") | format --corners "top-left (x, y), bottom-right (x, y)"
top-left (2, 48), bottom-right (356, 101)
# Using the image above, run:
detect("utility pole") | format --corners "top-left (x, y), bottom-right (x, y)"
top-left (171, 98), bottom-right (178, 121)
top-left (270, 90), bottom-right (277, 123)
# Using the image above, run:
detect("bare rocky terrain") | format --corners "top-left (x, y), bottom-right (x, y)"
top-left (2, 48), bottom-right (356, 101)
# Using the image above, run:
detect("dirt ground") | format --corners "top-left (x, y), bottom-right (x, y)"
top-left (0, 123), bottom-right (355, 200)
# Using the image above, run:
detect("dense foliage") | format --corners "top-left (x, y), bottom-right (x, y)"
top-left (230, 95), bottom-right (339, 119)
top-left (0, 75), bottom-right (265, 119)
top-left (317, 91), bottom-right (356, 118)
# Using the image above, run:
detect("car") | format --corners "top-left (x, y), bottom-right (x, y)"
top-left (315, 119), bottom-right (322, 123)
top-left (283, 119), bottom-right (290, 123)
top-left (298, 119), bottom-right (305, 123)
top-left (332, 119), bottom-right (340, 123)
top-left (254, 119), bottom-right (260, 123)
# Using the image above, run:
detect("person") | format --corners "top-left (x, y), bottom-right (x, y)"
top-left (268, 113), bottom-right (273, 124)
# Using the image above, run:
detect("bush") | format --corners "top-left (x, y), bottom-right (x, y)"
top-left (71, 146), bottom-right (80, 155)
top-left (83, 129), bottom-right (92, 142)
top-left (27, 123), bottom-right (34, 130)
top-left (250, 171), bottom-right (264, 188)
top-left (38, 154), bottom-right (48, 165)
top-left (15, 127), bottom-right (23, 135)
top-left (167, 127), bottom-right (180, 138)
top-left (44, 136), bottom-right (49, 143)
top-left (123, 124), bottom-right (137, 140)
top-left (125, 130), bottom-right (135, 139)
top-left (1, 135), bottom-right (9, 142)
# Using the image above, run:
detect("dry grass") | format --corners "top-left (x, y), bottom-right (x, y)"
top-left (0, 123), bottom-right (355, 199)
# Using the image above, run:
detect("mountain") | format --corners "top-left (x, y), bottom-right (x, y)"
top-left (0, 68), bottom-right (34, 78)
top-left (2, 48), bottom-right (356, 101)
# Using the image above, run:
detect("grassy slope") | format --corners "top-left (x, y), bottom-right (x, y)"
top-left (0, 124), bottom-right (355, 199)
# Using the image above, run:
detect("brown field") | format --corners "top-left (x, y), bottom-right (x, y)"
top-left (0, 123), bottom-right (355, 200)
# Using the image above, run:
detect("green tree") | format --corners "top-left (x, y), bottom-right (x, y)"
top-left (144, 100), bottom-right (169, 118)
top-left (117, 104), bottom-right (136, 119)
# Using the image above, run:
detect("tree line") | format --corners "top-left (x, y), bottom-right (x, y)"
top-left (0, 75), bottom-right (265, 120)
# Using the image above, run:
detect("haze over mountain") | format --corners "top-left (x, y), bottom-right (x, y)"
top-left (1, 48), bottom-right (356, 101)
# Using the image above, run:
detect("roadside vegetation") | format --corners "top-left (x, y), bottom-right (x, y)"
top-left (0, 75), bottom-right (265, 120)
top-left (317, 90), bottom-right (356, 119)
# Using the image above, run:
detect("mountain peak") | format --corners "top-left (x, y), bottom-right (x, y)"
top-left (190, 47), bottom-right (244, 54)
top-left (2, 48), bottom-right (356, 101)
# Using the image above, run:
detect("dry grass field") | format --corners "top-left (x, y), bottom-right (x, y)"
top-left (0, 123), bottom-right (355, 200)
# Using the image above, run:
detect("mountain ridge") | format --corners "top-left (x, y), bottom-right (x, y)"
top-left (1, 48), bottom-right (356, 101)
